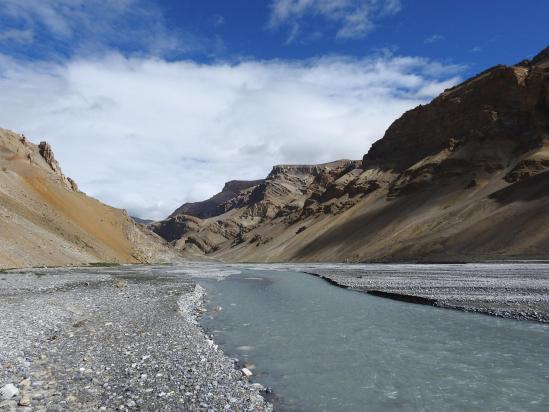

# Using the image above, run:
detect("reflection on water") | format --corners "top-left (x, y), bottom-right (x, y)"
top-left (198, 269), bottom-right (549, 412)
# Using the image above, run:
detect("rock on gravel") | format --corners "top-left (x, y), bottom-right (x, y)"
top-left (0, 383), bottom-right (19, 400)
top-left (0, 266), bottom-right (272, 411)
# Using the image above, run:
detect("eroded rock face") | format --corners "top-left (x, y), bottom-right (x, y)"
top-left (246, 161), bottom-right (360, 219)
top-left (151, 160), bottom-right (364, 251)
top-left (366, 66), bottom-right (546, 170)
top-left (149, 215), bottom-right (202, 242)
top-left (361, 47), bottom-right (549, 197)
top-left (170, 180), bottom-right (264, 219)
top-left (34, 140), bottom-right (82, 192)
top-left (505, 158), bottom-right (549, 183)
top-left (38, 141), bottom-right (60, 172)
top-left (67, 177), bottom-right (79, 192)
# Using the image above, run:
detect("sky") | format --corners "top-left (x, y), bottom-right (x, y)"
top-left (0, 1), bottom-right (547, 220)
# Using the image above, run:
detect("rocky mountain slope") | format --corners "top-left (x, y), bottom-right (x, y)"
top-left (151, 45), bottom-right (549, 262)
top-left (0, 129), bottom-right (179, 268)
top-left (170, 180), bottom-right (265, 219)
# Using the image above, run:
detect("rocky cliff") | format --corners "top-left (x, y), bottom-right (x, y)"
top-left (0, 129), bottom-right (180, 268)
top-left (151, 45), bottom-right (549, 262)
top-left (170, 180), bottom-right (265, 219)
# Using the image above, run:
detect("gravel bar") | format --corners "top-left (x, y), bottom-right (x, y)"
top-left (0, 266), bottom-right (272, 411)
top-left (304, 263), bottom-right (549, 322)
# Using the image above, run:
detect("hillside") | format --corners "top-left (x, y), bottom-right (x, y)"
top-left (0, 129), bottom-right (179, 268)
top-left (151, 45), bottom-right (549, 262)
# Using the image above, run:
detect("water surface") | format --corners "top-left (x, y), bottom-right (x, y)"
top-left (198, 268), bottom-right (549, 411)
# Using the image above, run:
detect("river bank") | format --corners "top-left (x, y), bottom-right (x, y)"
top-left (0, 266), bottom-right (271, 411)
top-left (302, 263), bottom-right (549, 322)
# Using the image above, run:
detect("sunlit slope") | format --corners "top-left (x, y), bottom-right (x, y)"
top-left (0, 128), bottom-right (177, 268)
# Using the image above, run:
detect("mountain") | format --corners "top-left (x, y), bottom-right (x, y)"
top-left (170, 180), bottom-right (265, 219)
top-left (131, 216), bottom-right (154, 225)
top-left (151, 45), bottom-right (549, 262)
top-left (0, 129), bottom-right (179, 268)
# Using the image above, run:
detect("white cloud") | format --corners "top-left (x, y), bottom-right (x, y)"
top-left (269, 0), bottom-right (402, 41)
top-left (0, 0), bottom-right (191, 57)
top-left (212, 14), bottom-right (225, 27)
top-left (0, 53), bottom-right (461, 220)
top-left (0, 28), bottom-right (34, 44)
top-left (424, 34), bottom-right (445, 44)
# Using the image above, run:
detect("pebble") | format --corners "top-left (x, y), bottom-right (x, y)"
top-left (19, 378), bottom-right (31, 386)
top-left (241, 368), bottom-right (253, 377)
top-left (18, 396), bottom-right (30, 406)
top-left (0, 383), bottom-right (19, 400)
top-left (252, 383), bottom-right (266, 392)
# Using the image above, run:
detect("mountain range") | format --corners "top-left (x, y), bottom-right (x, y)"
top-left (1, 46), bottom-right (548, 268)
top-left (150, 45), bottom-right (549, 262)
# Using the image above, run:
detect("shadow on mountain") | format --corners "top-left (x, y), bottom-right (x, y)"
top-left (489, 171), bottom-right (549, 205)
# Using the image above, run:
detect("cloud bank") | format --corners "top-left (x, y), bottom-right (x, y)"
top-left (0, 53), bottom-right (461, 219)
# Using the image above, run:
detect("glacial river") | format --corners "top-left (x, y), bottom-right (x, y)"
top-left (197, 267), bottom-right (549, 411)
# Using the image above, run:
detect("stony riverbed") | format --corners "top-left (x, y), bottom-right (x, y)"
top-left (301, 263), bottom-right (549, 322)
top-left (0, 266), bottom-right (271, 411)
top-left (2, 262), bottom-right (549, 411)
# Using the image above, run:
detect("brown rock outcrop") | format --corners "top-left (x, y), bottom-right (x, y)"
top-left (38, 141), bottom-right (60, 172)
top-left (170, 179), bottom-right (264, 219)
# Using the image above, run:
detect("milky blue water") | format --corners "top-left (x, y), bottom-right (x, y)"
top-left (198, 268), bottom-right (549, 412)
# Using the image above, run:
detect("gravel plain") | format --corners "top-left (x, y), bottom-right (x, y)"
top-left (302, 263), bottom-right (549, 322)
top-left (0, 265), bottom-right (271, 411)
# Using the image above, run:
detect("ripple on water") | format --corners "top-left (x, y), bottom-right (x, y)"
top-left (197, 267), bottom-right (549, 412)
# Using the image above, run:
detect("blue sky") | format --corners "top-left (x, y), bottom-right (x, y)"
top-left (0, 0), bottom-right (547, 219)
top-left (1, 1), bottom-right (547, 71)
top-left (163, 0), bottom-right (547, 73)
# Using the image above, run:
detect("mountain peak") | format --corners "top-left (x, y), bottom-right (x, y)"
top-left (363, 48), bottom-right (549, 172)
top-left (531, 44), bottom-right (549, 66)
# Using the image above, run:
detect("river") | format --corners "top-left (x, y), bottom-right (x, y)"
top-left (196, 267), bottom-right (549, 411)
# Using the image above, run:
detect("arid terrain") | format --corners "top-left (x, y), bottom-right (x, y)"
top-left (151, 46), bottom-right (549, 263)
top-left (0, 129), bottom-right (179, 269)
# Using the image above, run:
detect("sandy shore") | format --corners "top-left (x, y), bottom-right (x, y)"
top-left (304, 263), bottom-right (549, 322)
top-left (0, 266), bottom-right (271, 411)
